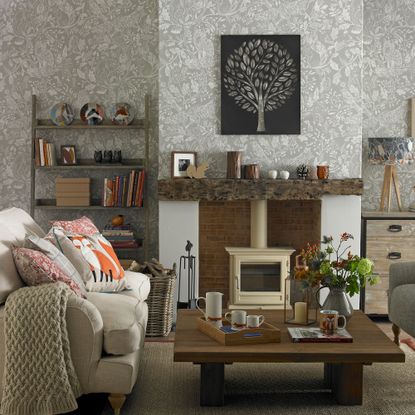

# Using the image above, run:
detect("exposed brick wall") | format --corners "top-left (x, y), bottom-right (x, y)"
top-left (199, 200), bottom-right (321, 306)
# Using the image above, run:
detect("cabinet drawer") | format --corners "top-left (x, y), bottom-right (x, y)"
top-left (367, 220), bottom-right (415, 239)
top-left (365, 277), bottom-right (389, 315)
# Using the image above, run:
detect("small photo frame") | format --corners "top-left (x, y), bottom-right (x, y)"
top-left (171, 151), bottom-right (197, 178)
top-left (61, 145), bottom-right (77, 165)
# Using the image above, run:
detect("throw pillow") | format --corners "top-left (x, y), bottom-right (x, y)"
top-left (86, 279), bottom-right (130, 293)
top-left (46, 228), bottom-right (94, 284)
top-left (51, 216), bottom-right (99, 236)
top-left (12, 247), bottom-right (85, 298)
top-left (69, 233), bottom-right (125, 282)
top-left (26, 233), bottom-right (87, 297)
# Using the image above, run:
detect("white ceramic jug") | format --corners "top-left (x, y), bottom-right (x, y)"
top-left (196, 292), bottom-right (223, 321)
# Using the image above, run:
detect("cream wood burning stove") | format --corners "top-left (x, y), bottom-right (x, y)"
top-left (226, 200), bottom-right (294, 309)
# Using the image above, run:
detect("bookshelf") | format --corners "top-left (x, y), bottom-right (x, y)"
top-left (30, 94), bottom-right (150, 260)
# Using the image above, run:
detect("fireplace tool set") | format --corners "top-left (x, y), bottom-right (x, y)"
top-left (177, 240), bottom-right (197, 309)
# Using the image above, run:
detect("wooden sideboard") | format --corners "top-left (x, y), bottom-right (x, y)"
top-left (361, 211), bottom-right (415, 316)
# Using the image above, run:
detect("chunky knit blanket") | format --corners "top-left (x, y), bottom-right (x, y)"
top-left (1, 283), bottom-right (81, 415)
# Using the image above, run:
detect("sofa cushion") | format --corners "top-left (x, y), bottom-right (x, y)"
top-left (51, 216), bottom-right (99, 236)
top-left (120, 270), bottom-right (150, 302)
top-left (389, 284), bottom-right (415, 336)
top-left (12, 247), bottom-right (85, 298)
top-left (0, 208), bottom-right (45, 242)
top-left (26, 234), bottom-right (87, 297)
top-left (87, 293), bottom-right (144, 355)
top-left (47, 228), bottom-right (93, 283)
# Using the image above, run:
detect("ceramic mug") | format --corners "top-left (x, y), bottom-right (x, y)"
top-left (225, 310), bottom-right (247, 327)
top-left (196, 292), bottom-right (223, 321)
top-left (319, 309), bottom-right (346, 334)
top-left (247, 314), bottom-right (265, 328)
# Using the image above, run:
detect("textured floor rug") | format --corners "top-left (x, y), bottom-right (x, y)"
top-left (100, 343), bottom-right (415, 415)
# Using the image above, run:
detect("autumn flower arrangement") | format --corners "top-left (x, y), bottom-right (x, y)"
top-left (295, 233), bottom-right (378, 296)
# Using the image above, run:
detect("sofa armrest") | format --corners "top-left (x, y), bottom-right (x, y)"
top-left (66, 293), bottom-right (104, 394)
top-left (389, 262), bottom-right (415, 309)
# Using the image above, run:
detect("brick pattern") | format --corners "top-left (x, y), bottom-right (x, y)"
top-left (199, 200), bottom-right (321, 306)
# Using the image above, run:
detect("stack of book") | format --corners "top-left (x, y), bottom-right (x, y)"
top-left (35, 138), bottom-right (57, 166)
top-left (102, 224), bottom-right (140, 249)
top-left (102, 170), bottom-right (145, 208)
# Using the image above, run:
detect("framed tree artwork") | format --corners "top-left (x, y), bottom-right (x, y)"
top-left (221, 35), bottom-right (300, 135)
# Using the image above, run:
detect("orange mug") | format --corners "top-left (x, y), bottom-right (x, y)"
top-left (319, 309), bottom-right (346, 334)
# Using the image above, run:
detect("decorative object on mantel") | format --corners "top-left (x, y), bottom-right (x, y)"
top-left (80, 102), bottom-right (105, 125)
top-left (279, 170), bottom-right (289, 180)
top-left (268, 170), bottom-right (278, 179)
top-left (296, 164), bottom-right (309, 179)
top-left (171, 151), bottom-right (197, 178)
top-left (49, 102), bottom-right (74, 126)
top-left (226, 151), bottom-right (243, 178)
top-left (221, 35), bottom-right (300, 135)
top-left (245, 164), bottom-right (260, 179)
top-left (187, 162), bottom-right (208, 179)
top-left (317, 164), bottom-right (329, 180)
top-left (313, 233), bottom-right (378, 320)
top-left (368, 137), bottom-right (413, 212)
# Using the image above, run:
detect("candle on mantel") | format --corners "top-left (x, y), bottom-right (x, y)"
top-left (294, 302), bottom-right (308, 324)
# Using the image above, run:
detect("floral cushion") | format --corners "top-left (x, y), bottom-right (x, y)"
top-left (51, 216), bottom-right (99, 236)
top-left (12, 247), bottom-right (85, 298)
top-left (26, 233), bottom-right (87, 297)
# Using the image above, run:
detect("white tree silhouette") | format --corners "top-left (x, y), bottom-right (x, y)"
top-left (223, 38), bottom-right (298, 132)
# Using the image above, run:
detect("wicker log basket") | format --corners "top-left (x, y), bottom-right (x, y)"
top-left (129, 259), bottom-right (177, 337)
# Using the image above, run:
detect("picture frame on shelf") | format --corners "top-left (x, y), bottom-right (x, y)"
top-left (171, 151), bottom-right (197, 178)
top-left (61, 145), bottom-right (77, 165)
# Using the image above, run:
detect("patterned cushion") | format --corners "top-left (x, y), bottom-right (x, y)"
top-left (26, 234), bottom-right (87, 297)
top-left (46, 228), bottom-right (93, 284)
top-left (69, 233), bottom-right (125, 282)
top-left (51, 216), bottom-right (99, 236)
top-left (12, 247), bottom-right (85, 298)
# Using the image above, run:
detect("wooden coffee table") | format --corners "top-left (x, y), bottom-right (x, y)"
top-left (174, 309), bottom-right (405, 406)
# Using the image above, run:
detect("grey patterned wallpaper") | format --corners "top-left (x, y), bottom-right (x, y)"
top-left (0, 0), bottom-right (159, 257)
top-left (158, 0), bottom-right (363, 179)
top-left (362, 0), bottom-right (415, 210)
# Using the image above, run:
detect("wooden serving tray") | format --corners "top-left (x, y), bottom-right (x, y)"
top-left (197, 317), bottom-right (281, 346)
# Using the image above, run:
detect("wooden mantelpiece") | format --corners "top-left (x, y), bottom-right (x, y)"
top-left (158, 178), bottom-right (363, 201)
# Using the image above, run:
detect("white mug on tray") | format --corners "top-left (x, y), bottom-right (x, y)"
top-left (196, 292), bottom-right (223, 321)
top-left (224, 310), bottom-right (247, 327)
top-left (247, 314), bottom-right (265, 328)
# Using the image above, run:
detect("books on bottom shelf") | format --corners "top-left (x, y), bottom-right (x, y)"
top-left (102, 224), bottom-right (140, 249)
top-left (102, 170), bottom-right (145, 208)
top-left (288, 327), bottom-right (353, 343)
top-left (35, 138), bottom-right (57, 167)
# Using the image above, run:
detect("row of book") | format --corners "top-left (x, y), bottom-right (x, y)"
top-left (35, 139), bottom-right (57, 166)
top-left (103, 170), bottom-right (145, 207)
top-left (102, 224), bottom-right (140, 249)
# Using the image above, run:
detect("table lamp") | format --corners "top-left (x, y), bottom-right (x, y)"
top-left (368, 137), bottom-right (413, 211)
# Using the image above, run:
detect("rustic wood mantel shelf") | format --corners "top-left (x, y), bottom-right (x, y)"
top-left (157, 178), bottom-right (363, 201)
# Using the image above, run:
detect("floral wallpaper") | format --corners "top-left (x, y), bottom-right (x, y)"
top-left (158, 0), bottom-right (363, 179)
top-left (362, 0), bottom-right (415, 210)
top-left (0, 0), bottom-right (159, 257)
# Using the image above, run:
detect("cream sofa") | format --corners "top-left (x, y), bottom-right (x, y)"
top-left (0, 208), bottom-right (150, 414)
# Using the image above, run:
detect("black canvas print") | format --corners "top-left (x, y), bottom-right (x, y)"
top-left (221, 35), bottom-right (300, 135)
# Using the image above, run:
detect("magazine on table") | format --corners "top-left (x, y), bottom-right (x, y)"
top-left (288, 327), bottom-right (353, 343)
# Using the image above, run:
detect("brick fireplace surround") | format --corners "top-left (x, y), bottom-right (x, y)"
top-left (158, 178), bottom-right (363, 310)
top-left (199, 200), bottom-right (321, 305)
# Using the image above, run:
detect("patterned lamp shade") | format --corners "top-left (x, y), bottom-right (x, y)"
top-left (368, 137), bottom-right (414, 165)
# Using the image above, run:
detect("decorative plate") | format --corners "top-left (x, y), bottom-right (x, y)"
top-left (80, 103), bottom-right (105, 125)
top-left (49, 103), bottom-right (75, 126)
top-left (109, 103), bottom-right (135, 125)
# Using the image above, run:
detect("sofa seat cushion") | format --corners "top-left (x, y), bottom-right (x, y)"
top-left (119, 270), bottom-right (150, 302)
top-left (389, 284), bottom-right (415, 336)
top-left (87, 293), bottom-right (145, 356)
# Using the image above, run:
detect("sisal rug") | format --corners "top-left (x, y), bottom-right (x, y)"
top-left (101, 343), bottom-right (415, 415)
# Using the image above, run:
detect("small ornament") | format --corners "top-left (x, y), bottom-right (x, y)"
top-left (187, 162), bottom-right (209, 179)
top-left (111, 215), bottom-right (124, 227)
top-left (113, 150), bottom-right (122, 163)
top-left (103, 150), bottom-right (113, 163)
top-left (296, 164), bottom-right (309, 180)
top-left (94, 150), bottom-right (102, 163)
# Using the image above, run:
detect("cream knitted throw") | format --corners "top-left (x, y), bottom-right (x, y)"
top-left (1, 283), bottom-right (81, 415)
